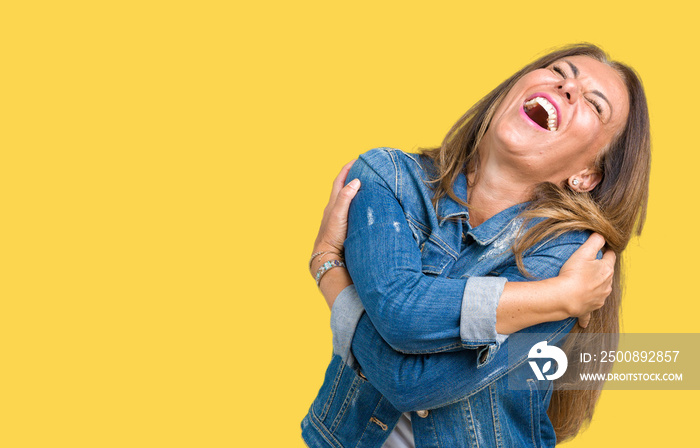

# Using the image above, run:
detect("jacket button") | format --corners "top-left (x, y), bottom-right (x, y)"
top-left (416, 410), bottom-right (429, 418)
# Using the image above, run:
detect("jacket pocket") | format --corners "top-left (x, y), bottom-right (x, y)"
top-left (419, 238), bottom-right (448, 275)
top-left (313, 355), bottom-right (347, 421)
top-left (312, 355), bottom-right (371, 426)
top-left (407, 216), bottom-right (454, 275)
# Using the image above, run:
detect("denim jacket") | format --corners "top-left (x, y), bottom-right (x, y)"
top-left (302, 148), bottom-right (583, 448)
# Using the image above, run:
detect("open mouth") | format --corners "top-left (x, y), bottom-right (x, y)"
top-left (523, 96), bottom-right (558, 131)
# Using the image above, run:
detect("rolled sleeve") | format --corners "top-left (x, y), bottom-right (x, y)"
top-left (330, 285), bottom-right (364, 368)
top-left (460, 277), bottom-right (508, 345)
top-left (461, 277), bottom-right (509, 366)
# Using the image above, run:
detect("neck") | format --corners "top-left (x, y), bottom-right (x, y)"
top-left (467, 151), bottom-right (536, 228)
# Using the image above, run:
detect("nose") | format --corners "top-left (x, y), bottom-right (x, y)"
top-left (557, 78), bottom-right (581, 104)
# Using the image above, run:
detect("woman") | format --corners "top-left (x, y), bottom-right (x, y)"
top-left (302, 44), bottom-right (650, 447)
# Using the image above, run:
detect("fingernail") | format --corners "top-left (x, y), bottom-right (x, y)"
top-left (348, 179), bottom-right (360, 190)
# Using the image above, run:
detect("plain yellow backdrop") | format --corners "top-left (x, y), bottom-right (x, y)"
top-left (1, 1), bottom-right (698, 446)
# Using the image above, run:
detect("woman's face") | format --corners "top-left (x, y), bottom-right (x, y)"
top-left (484, 55), bottom-right (630, 187)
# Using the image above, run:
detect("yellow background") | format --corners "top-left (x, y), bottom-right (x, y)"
top-left (1, 1), bottom-right (697, 446)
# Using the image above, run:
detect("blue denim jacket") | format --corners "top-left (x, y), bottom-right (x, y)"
top-left (302, 148), bottom-right (582, 447)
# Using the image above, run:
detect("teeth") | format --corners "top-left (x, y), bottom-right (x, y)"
top-left (524, 97), bottom-right (558, 131)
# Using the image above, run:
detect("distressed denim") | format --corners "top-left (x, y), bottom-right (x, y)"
top-left (302, 148), bottom-right (583, 448)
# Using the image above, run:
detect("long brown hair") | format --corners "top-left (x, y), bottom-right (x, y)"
top-left (421, 44), bottom-right (651, 442)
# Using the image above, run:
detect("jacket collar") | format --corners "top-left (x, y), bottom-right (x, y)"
top-left (436, 172), bottom-right (529, 245)
top-left (436, 172), bottom-right (470, 224)
top-left (466, 202), bottom-right (528, 245)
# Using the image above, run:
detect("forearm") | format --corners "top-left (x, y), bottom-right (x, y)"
top-left (495, 278), bottom-right (570, 334)
top-left (327, 275), bottom-right (572, 357)
top-left (352, 312), bottom-right (576, 412)
top-left (325, 274), bottom-right (571, 343)
top-left (320, 269), bottom-right (352, 309)
top-left (329, 271), bottom-right (574, 355)
top-left (310, 249), bottom-right (353, 309)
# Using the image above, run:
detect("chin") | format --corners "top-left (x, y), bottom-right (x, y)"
top-left (489, 122), bottom-right (533, 155)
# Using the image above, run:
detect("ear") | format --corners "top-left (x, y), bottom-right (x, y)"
top-left (567, 168), bottom-right (602, 192)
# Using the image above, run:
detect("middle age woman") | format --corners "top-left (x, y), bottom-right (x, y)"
top-left (302, 44), bottom-right (650, 448)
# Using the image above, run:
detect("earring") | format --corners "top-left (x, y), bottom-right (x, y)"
top-left (572, 179), bottom-right (580, 186)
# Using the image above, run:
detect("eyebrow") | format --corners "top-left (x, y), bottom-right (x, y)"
top-left (563, 59), bottom-right (614, 116)
top-left (564, 59), bottom-right (579, 77)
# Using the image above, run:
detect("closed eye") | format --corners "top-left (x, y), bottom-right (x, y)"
top-left (553, 65), bottom-right (567, 78)
top-left (587, 97), bottom-right (603, 115)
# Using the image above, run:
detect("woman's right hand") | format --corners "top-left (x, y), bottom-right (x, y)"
top-left (309, 160), bottom-right (361, 309)
top-left (556, 233), bottom-right (616, 328)
top-left (311, 160), bottom-right (360, 256)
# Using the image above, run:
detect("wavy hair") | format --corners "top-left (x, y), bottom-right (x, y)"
top-left (421, 43), bottom-right (650, 441)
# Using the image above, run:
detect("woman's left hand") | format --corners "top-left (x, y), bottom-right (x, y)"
top-left (311, 160), bottom-right (361, 261)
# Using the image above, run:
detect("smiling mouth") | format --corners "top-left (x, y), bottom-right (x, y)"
top-left (524, 97), bottom-right (558, 131)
